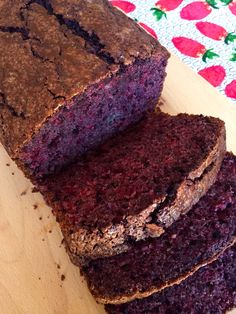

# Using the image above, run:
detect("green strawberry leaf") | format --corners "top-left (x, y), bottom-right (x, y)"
top-left (230, 50), bottom-right (236, 61)
top-left (150, 8), bottom-right (167, 21)
top-left (219, 0), bottom-right (233, 5)
top-left (225, 33), bottom-right (236, 44)
top-left (206, 0), bottom-right (219, 8)
top-left (202, 49), bottom-right (219, 62)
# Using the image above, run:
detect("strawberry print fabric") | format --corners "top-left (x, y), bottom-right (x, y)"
top-left (110, 0), bottom-right (236, 102)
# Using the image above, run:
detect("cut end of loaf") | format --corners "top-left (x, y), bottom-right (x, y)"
top-left (19, 56), bottom-right (167, 178)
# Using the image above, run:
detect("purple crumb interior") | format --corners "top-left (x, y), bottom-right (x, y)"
top-left (20, 57), bottom-right (167, 178)
top-left (37, 112), bottom-right (222, 232)
top-left (106, 243), bottom-right (236, 314)
top-left (82, 153), bottom-right (236, 300)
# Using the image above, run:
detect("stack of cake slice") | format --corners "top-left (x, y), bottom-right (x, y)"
top-left (0, 1), bottom-right (235, 313)
top-left (36, 111), bottom-right (236, 313)
top-left (84, 153), bottom-right (236, 312)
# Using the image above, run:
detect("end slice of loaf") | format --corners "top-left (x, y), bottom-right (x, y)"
top-left (106, 242), bottom-right (236, 314)
top-left (37, 111), bottom-right (226, 263)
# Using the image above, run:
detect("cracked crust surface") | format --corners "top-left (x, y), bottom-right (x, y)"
top-left (0, 0), bottom-right (167, 156)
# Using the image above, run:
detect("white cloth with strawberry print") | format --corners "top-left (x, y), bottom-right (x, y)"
top-left (110, 0), bottom-right (236, 103)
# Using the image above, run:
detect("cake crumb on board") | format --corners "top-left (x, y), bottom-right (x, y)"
top-left (32, 187), bottom-right (39, 193)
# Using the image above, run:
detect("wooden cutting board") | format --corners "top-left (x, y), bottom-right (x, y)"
top-left (0, 55), bottom-right (235, 314)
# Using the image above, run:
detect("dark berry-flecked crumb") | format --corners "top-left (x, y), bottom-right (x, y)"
top-left (106, 244), bottom-right (236, 314)
top-left (20, 190), bottom-right (27, 196)
top-left (33, 204), bottom-right (38, 210)
top-left (83, 153), bottom-right (236, 302)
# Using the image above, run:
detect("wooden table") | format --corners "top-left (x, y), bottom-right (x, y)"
top-left (0, 55), bottom-right (235, 313)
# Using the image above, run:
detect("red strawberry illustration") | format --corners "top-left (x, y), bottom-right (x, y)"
top-left (139, 22), bottom-right (158, 39)
top-left (110, 1), bottom-right (136, 13)
top-left (172, 37), bottom-right (219, 62)
top-left (196, 22), bottom-right (236, 44)
top-left (134, 19), bottom-right (158, 39)
top-left (229, 1), bottom-right (236, 14)
top-left (225, 80), bottom-right (236, 99)
top-left (220, 0), bottom-right (236, 15)
top-left (198, 66), bottom-right (226, 87)
top-left (151, 0), bottom-right (183, 21)
top-left (180, 1), bottom-right (218, 20)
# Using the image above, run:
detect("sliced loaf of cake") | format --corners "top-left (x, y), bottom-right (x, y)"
top-left (37, 111), bottom-right (226, 263)
top-left (0, 0), bottom-right (169, 179)
top-left (106, 243), bottom-right (236, 314)
top-left (82, 153), bottom-right (236, 304)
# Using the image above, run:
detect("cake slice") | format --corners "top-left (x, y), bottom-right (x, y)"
top-left (106, 243), bottom-right (236, 314)
top-left (82, 153), bottom-right (236, 304)
top-left (37, 111), bottom-right (226, 263)
top-left (0, 0), bottom-right (169, 179)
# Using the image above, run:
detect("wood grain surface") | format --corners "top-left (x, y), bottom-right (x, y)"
top-left (0, 55), bottom-right (235, 314)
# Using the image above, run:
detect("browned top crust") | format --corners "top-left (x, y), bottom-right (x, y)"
top-left (0, 0), bottom-right (168, 156)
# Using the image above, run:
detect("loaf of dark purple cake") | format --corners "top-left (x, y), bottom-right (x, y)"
top-left (37, 112), bottom-right (226, 263)
top-left (106, 243), bottom-right (236, 314)
top-left (82, 153), bottom-right (236, 304)
top-left (0, 0), bottom-right (169, 179)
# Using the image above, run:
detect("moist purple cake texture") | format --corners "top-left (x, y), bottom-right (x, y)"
top-left (21, 57), bottom-right (167, 178)
top-left (0, 0), bottom-right (169, 179)
top-left (106, 243), bottom-right (236, 314)
top-left (82, 153), bottom-right (236, 304)
top-left (37, 112), bottom-right (225, 261)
